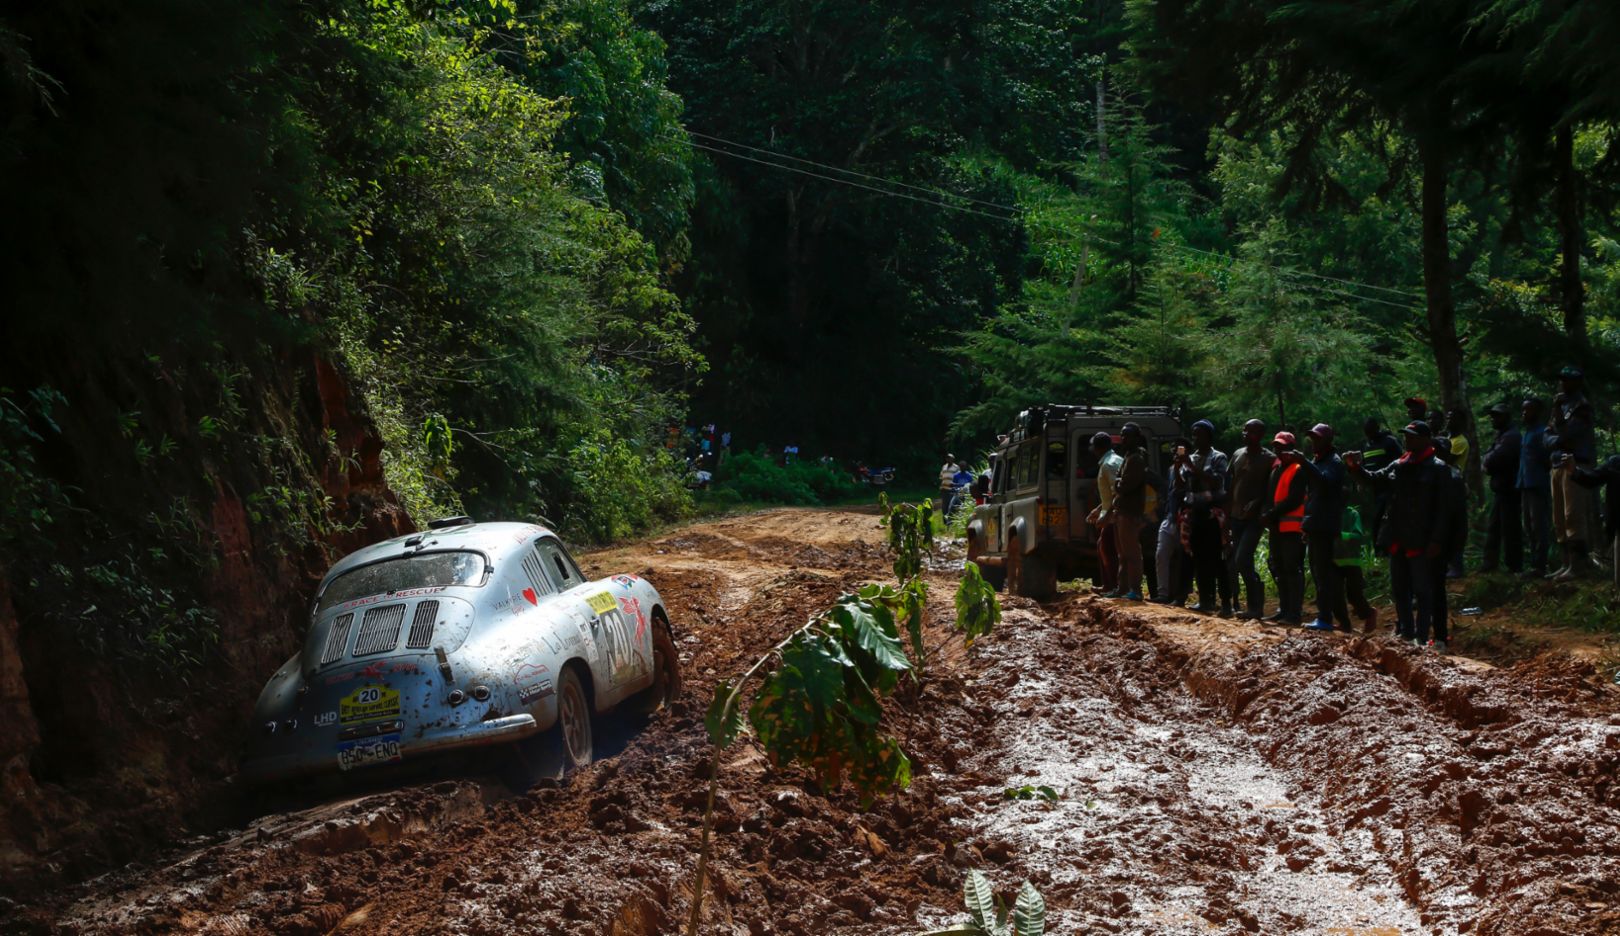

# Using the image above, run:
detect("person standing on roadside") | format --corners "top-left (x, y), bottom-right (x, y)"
top-left (1404, 397), bottom-right (1429, 426)
top-left (1480, 403), bottom-right (1523, 574)
top-left (1112, 423), bottom-right (1151, 601)
top-left (1179, 419), bottom-right (1232, 615)
top-left (1088, 432), bottom-right (1125, 597)
top-left (1154, 436), bottom-right (1193, 607)
top-left (1332, 500), bottom-right (1378, 633)
top-left (1263, 431), bottom-right (1309, 625)
top-left (1548, 368), bottom-right (1598, 580)
top-left (1346, 421), bottom-right (1452, 647)
top-left (1429, 438), bottom-right (1469, 653)
top-left (938, 453), bottom-right (961, 518)
top-left (1518, 398), bottom-right (1553, 577)
top-left (1298, 424), bottom-right (1347, 632)
top-left (1227, 419), bottom-right (1276, 620)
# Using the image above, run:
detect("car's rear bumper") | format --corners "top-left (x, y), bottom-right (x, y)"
top-left (240, 713), bottom-right (539, 785)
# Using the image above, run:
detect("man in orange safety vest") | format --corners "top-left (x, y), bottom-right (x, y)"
top-left (1262, 431), bottom-right (1309, 626)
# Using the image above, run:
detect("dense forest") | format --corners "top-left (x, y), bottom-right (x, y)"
top-left (1, 0), bottom-right (1618, 887)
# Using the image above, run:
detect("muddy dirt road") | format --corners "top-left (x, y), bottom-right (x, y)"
top-left (13, 508), bottom-right (1620, 935)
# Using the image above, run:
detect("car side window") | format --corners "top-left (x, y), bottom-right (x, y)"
top-left (536, 537), bottom-right (583, 590)
top-left (520, 548), bottom-right (555, 597)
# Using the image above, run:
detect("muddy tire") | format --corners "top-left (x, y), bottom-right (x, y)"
top-left (631, 613), bottom-right (682, 715)
top-left (507, 665), bottom-right (593, 788)
top-left (1008, 547), bottom-right (1056, 601)
top-left (966, 533), bottom-right (1006, 590)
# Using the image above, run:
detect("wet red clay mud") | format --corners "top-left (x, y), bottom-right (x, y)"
top-left (9, 509), bottom-right (1618, 935)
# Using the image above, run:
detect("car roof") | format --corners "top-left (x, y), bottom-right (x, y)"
top-left (319, 521), bottom-right (561, 591)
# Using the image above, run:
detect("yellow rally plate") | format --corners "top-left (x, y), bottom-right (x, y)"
top-left (340, 685), bottom-right (401, 724)
top-left (1041, 505), bottom-right (1068, 526)
top-left (587, 591), bottom-right (618, 614)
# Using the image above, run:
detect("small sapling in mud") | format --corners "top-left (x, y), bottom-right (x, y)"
top-left (919, 870), bottom-right (1047, 936)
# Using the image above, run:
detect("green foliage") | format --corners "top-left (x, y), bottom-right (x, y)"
top-left (0, 388), bottom-right (70, 556)
top-left (955, 562), bottom-right (1002, 648)
top-left (564, 431), bottom-right (692, 544)
top-left (708, 452), bottom-right (861, 506)
top-left (880, 495), bottom-right (936, 583)
top-left (1003, 784), bottom-right (1060, 802)
top-left (920, 871), bottom-right (1047, 936)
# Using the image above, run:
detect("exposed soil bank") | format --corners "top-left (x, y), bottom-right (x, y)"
top-left (8, 509), bottom-right (1618, 935)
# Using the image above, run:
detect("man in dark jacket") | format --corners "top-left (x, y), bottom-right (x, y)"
top-left (1519, 398), bottom-right (1553, 577)
top-left (1548, 390), bottom-right (1597, 580)
top-left (1346, 421), bottom-right (1453, 646)
top-left (1573, 455), bottom-right (1620, 586)
top-left (1180, 419), bottom-right (1232, 614)
top-left (1429, 439), bottom-right (1469, 653)
top-left (1298, 424), bottom-right (1347, 632)
top-left (1479, 403), bottom-right (1523, 573)
top-left (1227, 419), bottom-right (1276, 620)
top-left (1263, 431), bottom-right (1309, 625)
top-left (1112, 422), bottom-right (1151, 601)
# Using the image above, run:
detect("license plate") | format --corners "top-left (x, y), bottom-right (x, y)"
top-left (336, 732), bottom-right (402, 771)
top-left (1041, 505), bottom-right (1067, 526)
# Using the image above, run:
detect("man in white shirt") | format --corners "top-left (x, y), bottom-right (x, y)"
top-left (1088, 432), bottom-right (1125, 596)
top-left (938, 453), bottom-right (961, 515)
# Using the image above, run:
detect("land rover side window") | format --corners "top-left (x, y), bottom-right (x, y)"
top-left (1045, 441), bottom-right (1067, 479)
top-left (992, 456), bottom-right (1007, 494)
top-left (1018, 442), bottom-right (1039, 488)
top-left (318, 551), bottom-right (485, 614)
top-left (537, 537), bottom-right (583, 590)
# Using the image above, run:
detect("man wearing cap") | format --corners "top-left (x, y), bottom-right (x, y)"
top-left (1345, 421), bottom-right (1454, 646)
top-left (1087, 432), bottom-right (1125, 596)
top-left (1112, 423), bottom-right (1151, 600)
top-left (1262, 431), bottom-right (1310, 625)
top-left (1479, 403), bottom-right (1523, 574)
top-left (1227, 419), bottom-right (1276, 620)
top-left (1296, 424), bottom-right (1347, 631)
top-left (1404, 397), bottom-right (1428, 425)
top-left (1547, 382), bottom-right (1598, 580)
top-left (939, 453), bottom-right (961, 517)
top-left (1518, 398), bottom-right (1553, 577)
top-left (1179, 419), bottom-right (1232, 614)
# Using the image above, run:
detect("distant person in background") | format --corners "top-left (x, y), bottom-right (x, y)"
top-left (1346, 421), bottom-right (1451, 647)
top-left (948, 464), bottom-right (974, 516)
top-left (1088, 432), bottom-right (1124, 596)
top-left (1479, 403), bottom-right (1522, 574)
top-left (938, 453), bottom-right (961, 517)
top-left (1154, 436), bottom-right (1193, 607)
top-left (1298, 424), bottom-right (1347, 632)
top-left (1360, 417), bottom-right (1401, 541)
top-left (1179, 419), bottom-right (1231, 615)
top-left (1429, 437), bottom-right (1468, 652)
top-left (1573, 454), bottom-right (1620, 584)
top-left (1518, 398), bottom-right (1553, 577)
top-left (1331, 500), bottom-right (1378, 633)
top-left (1227, 419), bottom-right (1276, 620)
top-left (1435, 409), bottom-right (1469, 578)
top-left (971, 464), bottom-right (992, 506)
top-left (1548, 390), bottom-right (1597, 580)
top-left (1404, 397), bottom-right (1429, 426)
top-left (1112, 423), bottom-right (1151, 601)
top-left (1263, 431), bottom-right (1309, 626)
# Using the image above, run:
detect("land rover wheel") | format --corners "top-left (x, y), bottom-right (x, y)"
top-left (1009, 547), bottom-right (1056, 601)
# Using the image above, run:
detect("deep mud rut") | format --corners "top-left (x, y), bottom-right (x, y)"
top-left (11, 508), bottom-right (1620, 936)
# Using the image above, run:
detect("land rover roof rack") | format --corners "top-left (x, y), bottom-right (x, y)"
top-left (427, 515), bottom-right (476, 530)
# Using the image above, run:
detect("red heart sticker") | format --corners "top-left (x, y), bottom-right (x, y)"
top-left (522, 587), bottom-right (539, 606)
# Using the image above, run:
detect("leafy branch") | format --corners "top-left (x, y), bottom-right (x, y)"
top-left (920, 870), bottom-right (1047, 936)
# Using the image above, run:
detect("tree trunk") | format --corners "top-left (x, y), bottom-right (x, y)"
top-left (1556, 124), bottom-right (1586, 349)
top-left (1095, 75), bottom-right (1108, 164)
top-left (1417, 111), bottom-right (1478, 490)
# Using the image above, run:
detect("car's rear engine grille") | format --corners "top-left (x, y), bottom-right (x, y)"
top-left (353, 604), bottom-right (406, 656)
top-left (405, 600), bottom-right (439, 649)
top-left (321, 613), bottom-right (355, 665)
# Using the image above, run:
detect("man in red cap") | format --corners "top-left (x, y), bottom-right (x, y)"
top-left (1263, 431), bottom-right (1309, 625)
top-left (1404, 397), bottom-right (1428, 425)
top-left (1296, 424), bottom-right (1347, 631)
top-left (1346, 421), bottom-right (1455, 647)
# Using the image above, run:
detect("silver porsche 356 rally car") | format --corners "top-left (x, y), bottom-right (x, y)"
top-left (242, 517), bottom-right (680, 784)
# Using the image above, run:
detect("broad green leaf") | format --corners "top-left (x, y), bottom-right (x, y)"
top-left (704, 681), bottom-right (745, 747)
top-left (835, 601), bottom-right (912, 673)
top-left (963, 870), bottom-right (996, 930)
top-left (1013, 882), bottom-right (1046, 936)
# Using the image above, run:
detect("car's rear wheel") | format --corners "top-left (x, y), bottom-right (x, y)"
top-left (632, 613), bottom-right (682, 715)
top-left (1008, 546), bottom-right (1056, 600)
top-left (508, 665), bottom-right (593, 788)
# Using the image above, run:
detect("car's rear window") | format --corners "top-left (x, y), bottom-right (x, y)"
top-left (318, 551), bottom-right (486, 613)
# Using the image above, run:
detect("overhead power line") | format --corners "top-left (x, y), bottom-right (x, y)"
top-left (684, 129), bottom-right (1427, 313)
